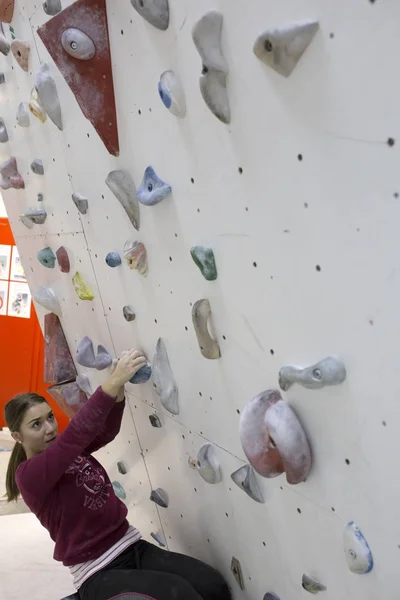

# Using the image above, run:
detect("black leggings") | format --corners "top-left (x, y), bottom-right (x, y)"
top-left (78, 539), bottom-right (231, 600)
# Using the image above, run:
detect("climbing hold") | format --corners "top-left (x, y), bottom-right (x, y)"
top-left (0, 32), bottom-right (9, 56)
top-left (61, 28), bottom-right (96, 61)
top-left (253, 22), bottom-right (319, 78)
top-left (44, 313), bottom-right (77, 384)
top-left (0, 157), bottom-right (25, 190)
top-left (106, 170), bottom-right (140, 230)
top-left (192, 299), bottom-right (221, 359)
top-left (230, 464), bottom-right (265, 504)
top-left (137, 166), bottom-right (172, 207)
top-left (264, 594), bottom-right (280, 600)
top-left (11, 40), bottom-right (30, 72)
top-left (190, 246), bottom-right (217, 281)
top-left (0, 0), bottom-right (14, 23)
top-left (72, 192), bottom-right (88, 214)
top-left (130, 363), bottom-right (152, 384)
top-left (19, 215), bottom-right (34, 229)
top-left (151, 531), bottom-right (166, 547)
top-left (196, 443), bottom-right (222, 484)
top-left (37, 193), bottom-right (44, 202)
top-left (123, 240), bottom-right (148, 276)
top-left (105, 252), bottom-right (121, 268)
top-left (239, 389), bottom-right (312, 484)
top-left (95, 345), bottom-right (112, 370)
top-left (0, 118), bottom-right (8, 143)
top-left (43, 0), bottom-right (62, 15)
top-left (343, 522), bottom-right (373, 574)
top-left (30, 159), bottom-right (44, 175)
top-left (35, 63), bottom-right (63, 130)
top-left (117, 461), bottom-right (127, 475)
top-left (192, 11), bottom-right (230, 124)
top-left (152, 338), bottom-right (179, 415)
top-left (76, 337), bottom-right (96, 368)
top-left (38, 0), bottom-right (119, 155)
top-left (76, 373), bottom-right (92, 397)
top-left (302, 575), bottom-right (326, 594)
top-left (131, 0), bottom-right (169, 31)
top-left (17, 103), bottom-right (30, 127)
top-left (158, 70), bottom-right (186, 118)
top-left (37, 247), bottom-right (56, 269)
top-left (0, 73), bottom-right (5, 84)
top-left (56, 246), bottom-right (70, 273)
top-left (279, 356), bottom-right (347, 391)
top-left (29, 88), bottom-right (47, 123)
top-left (231, 557), bottom-right (244, 590)
top-left (123, 305), bottom-right (136, 322)
top-left (21, 208), bottom-right (47, 225)
top-left (47, 381), bottom-right (87, 418)
top-left (33, 286), bottom-right (61, 317)
top-left (72, 272), bottom-right (94, 300)
top-left (112, 481), bottom-right (126, 500)
top-left (149, 413), bottom-right (162, 428)
top-left (150, 488), bottom-right (168, 508)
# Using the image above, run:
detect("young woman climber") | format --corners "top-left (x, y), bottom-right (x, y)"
top-left (4, 348), bottom-right (231, 600)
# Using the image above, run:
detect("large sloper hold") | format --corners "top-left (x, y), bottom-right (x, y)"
top-left (0, 157), bottom-right (24, 190)
top-left (196, 443), bottom-right (222, 484)
top-left (72, 271), bottom-right (94, 300)
top-left (56, 246), bottom-right (70, 272)
top-left (302, 574), bottom-right (326, 594)
top-left (16, 103), bottom-right (30, 127)
top-left (11, 40), bottom-right (30, 71)
top-left (192, 11), bottom-right (230, 124)
top-left (47, 381), bottom-right (87, 418)
top-left (76, 373), bottom-right (92, 397)
top-left (43, 0), bottom-right (62, 15)
top-left (158, 70), bottom-right (186, 117)
top-left (95, 345), bottom-right (112, 370)
top-left (34, 285), bottom-right (62, 316)
top-left (152, 338), bottom-right (179, 415)
top-left (279, 356), bottom-right (347, 391)
top-left (37, 247), bottom-right (56, 268)
top-left (230, 464), bottom-right (265, 503)
top-left (190, 246), bottom-right (217, 281)
top-left (150, 488), bottom-right (168, 508)
top-left (21, 208), bottom-right (47, 225)
top-left (106, 171), bottom-right (140, 230)
top-left (343, 522), bottom-right (373, 574)
top-left (44, 313), bottom-right (77, 384)
top-left (192, 299), bottom-right (220, 359)
top-left (0, 0), bottom-right (15, 23)
top-left (76, 336), bottom-right (96, 368)
top-left (38, 0), bottom-right (119, 155)
top-left (239, 389), bottom-right (311, 484)
top-left (123, 240), bottom-right (148, 276)
top-left (253, 22), bottom-right (319, 78)
top-left (35, 63), bottom-right (63, 130)
top-left (0, 117), bottom-right (8, 142)
top-left (137, 166), bottom-right (171, 206)
top-left (131, 0), bottom-right (169, 31)
top-left (72, 192), bottom-right (88, 214)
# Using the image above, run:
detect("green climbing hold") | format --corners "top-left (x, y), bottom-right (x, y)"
top-left (190, 246), bottom-right (217, 281)
top-left (37, 247), bottom-right (56, 268)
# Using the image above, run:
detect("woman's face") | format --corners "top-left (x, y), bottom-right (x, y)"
top-left (12, 403), bottom-right (58, 458)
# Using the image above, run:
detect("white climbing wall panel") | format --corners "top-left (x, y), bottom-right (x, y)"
top-left (1, 0), bottom-right (400, 598)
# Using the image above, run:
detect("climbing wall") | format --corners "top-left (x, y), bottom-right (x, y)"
top-left (1, 0), bottom-right (399, 598)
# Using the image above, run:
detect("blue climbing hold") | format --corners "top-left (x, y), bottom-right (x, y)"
top-left (130, 363), bottom-right (152, 384)
top-left (158, 81), bottom-right (172, 109)
top-left (37, 247), bottom-right (56, 268)
top-left (137, 166), bottom-right (171, 207)
top-left (105, 252), bottom-right (121, 268)
top-left (112, 481), bottom-right (126, 500)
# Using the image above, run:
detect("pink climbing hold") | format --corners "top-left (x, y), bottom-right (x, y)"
top-left (0, 157), bottom-right (25, 190)
top-left (44, 313), bottom-right (77, 384)
top-left (56, 246), bottom-right (70, 273)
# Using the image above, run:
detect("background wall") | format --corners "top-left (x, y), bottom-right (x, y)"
top-left (1, 1), bottom-right (399, 599)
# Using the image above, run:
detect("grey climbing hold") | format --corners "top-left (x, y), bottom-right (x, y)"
top-left (192, 299), bottom-right (221, 359)
top-left (343, 522), bottom-right (373, 574)
top-left (158, 70), bottom-right (186, 118)
top-left (20, 215), bottom-right (34, 229)
top-left (190, 246), bottom-right (217, 281)
top-left (137, 166), bottom-right (171, 207)
top-left (112, 481), bottom-right (126, 500)
top-left (0, 33), bottom-right (10, 56)
top-left (37, 193), bottom-right (44, 202)
top-left (72, 192), bottom-right (88, 214)
top-left (253, 22), bottom-right (319, 78)
top-left (37, 247), bottom-right (56, 269)
top-left (231, 557), bottom-right (244, 590)
top-left (302, 575), bottom-right (326, 594)
top-left (149, 413), bottom-right (162, 428)
top-left (35, 62), bottom-right (63, 130)
top-left (117, 461), bottom-right (128, 475)
top-left (230, 464), bottom-right (265, 504)
top-left (150, 488), bottom-right (168, 508)
top-left (105, 252), bottom-right (121, 268)
top-left (196, 443), bottom-right (222, 484)
top-left (61, 28), bottom-right (96, 61)
top-left (152, 338), bottom-right (179, 415)
top-left (192, 11), bottom-right (230, 124)
top-left (17, 103), bottom-right (30, 127)
top-left (131, 0), bottom-right (169, 31)
top-left (151, 531), bottom-right (166, 547)
top-left (130, 363), bottom-right (152, 384)
top-left (31, 159), bottom-right (44, 175)
top-left (0, 118), bottom-right (8, 143)
top-left (33, 285), bottom-right (61, 316)
top-left (279, 356), bottom-right (346, 391)
top-left (76, 374), bottom-right (92, 397)
top-left (123, 305), bottom-right (136, 322)
top-left (106, 170), bottom-right (140, 231)
top-left (0, 73), bottom-right (5, 84)
top-left (43, 0), bottom-right (62, 15)
top-left (76, 337), bottom-right (96, 368)
top-left (264, 595), bottom-right (280, 600)
top-left (95, 345), bottom-right (112, 370)
top-left (21, 208), bottom-right (47, 225)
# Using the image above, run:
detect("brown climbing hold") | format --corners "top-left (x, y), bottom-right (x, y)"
top-left (0, 0), bottom-right (15, 23)
top-left (0, 157), bottom-right (25, 190)
top-left (44, 313), bottom-right (77, 384)
top-left (10, 40), bottom-right (30, 72)
top-left (56, 246), bottom-right (70, 273)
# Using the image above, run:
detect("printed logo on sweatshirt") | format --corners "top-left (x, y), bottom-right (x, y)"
top-left (65, 455), bottom-right (111, 511)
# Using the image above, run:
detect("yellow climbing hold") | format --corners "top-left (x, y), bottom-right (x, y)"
top-left (72, 271), bottom-right (94, 301)
top-left (29, 87), bottom-right (47, 123)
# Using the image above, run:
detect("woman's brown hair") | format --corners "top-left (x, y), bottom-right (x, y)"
top-left (4, 393), bottom-right (47, 502)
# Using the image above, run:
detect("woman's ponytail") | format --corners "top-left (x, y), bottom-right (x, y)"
top-left (5, 442), bottom-right (27, 502)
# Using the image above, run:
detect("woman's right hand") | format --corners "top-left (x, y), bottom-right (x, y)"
top-left (102, 349), bottom-right (147, 398)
